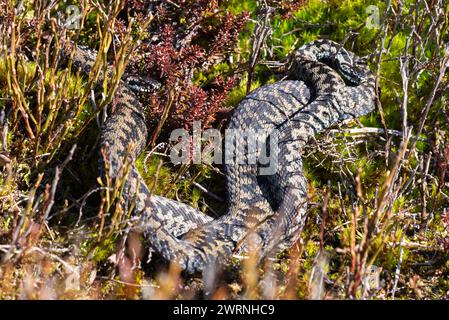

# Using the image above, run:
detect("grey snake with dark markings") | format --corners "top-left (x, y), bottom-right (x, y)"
top-left (64, 39), bottom-right (376, 273)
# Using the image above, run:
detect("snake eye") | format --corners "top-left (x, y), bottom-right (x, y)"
top-left (337, 61), bottom-right (362, 85)
top-left (337, 62), bottom-right (358, 84)
top-left (334, 48), bottom-right (367, 85)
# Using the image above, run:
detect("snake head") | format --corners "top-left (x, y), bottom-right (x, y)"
top-left (335, 48), bottom-right (368, 86)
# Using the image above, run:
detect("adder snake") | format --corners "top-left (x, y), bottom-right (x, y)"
top-left (64, 39), bottom-right (376, 273)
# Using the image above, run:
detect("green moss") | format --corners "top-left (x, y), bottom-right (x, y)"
top-left (91, 237), bottom-right (119, 262)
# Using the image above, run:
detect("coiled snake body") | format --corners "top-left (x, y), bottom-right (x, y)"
top-left (66, 39), bottom-right (376, 273)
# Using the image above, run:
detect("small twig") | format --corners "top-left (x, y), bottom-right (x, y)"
top-left (28, 246), bottom-right (77, 273)
top-left (76, 187), bottom-right (109, 226)
top-left (329, 127), bottom-right (427, 142)
top-left (42, 144), bottom-right (76, 222)
top-left (99, 276), bottom-right (160, 288)
top-left (191, 181), bottom-right (224, 202)
top-left (391, 234), bottom-right (406, 299)
top-left (246, 0), bottom-right (273, 93)
top-left (408, 53), bottom-right (449, 156)
top-left (143, 142), bottom-right (166, 174)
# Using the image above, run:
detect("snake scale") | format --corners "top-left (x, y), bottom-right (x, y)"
top-left (63, 39), bottom-right (376, 273)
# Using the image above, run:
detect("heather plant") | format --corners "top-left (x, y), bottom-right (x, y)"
top-left (121, 0), bottom-right (249, 141)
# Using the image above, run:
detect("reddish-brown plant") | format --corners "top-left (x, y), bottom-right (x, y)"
top-left (118, 0), bottom-right (249, 139)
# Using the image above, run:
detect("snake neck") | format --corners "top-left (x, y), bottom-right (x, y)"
top-left (61, 42), bottom-right (149, 174)
top-left (100, 88), bottom-right (148, 163)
